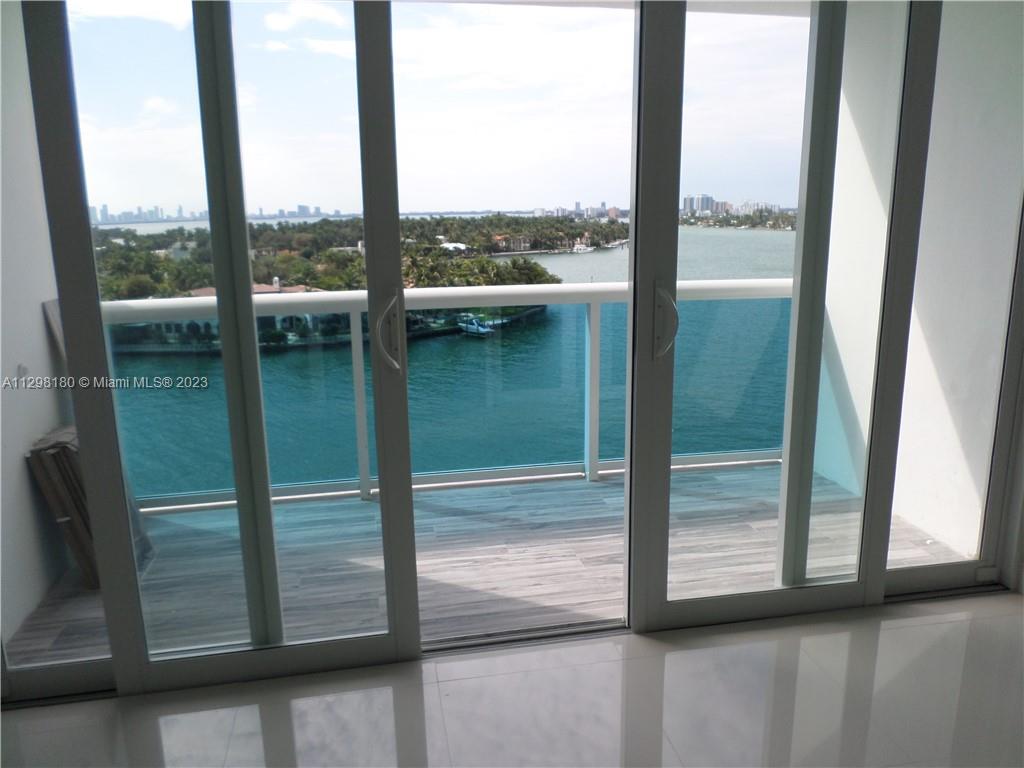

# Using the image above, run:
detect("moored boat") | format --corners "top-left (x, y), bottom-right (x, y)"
top-left (456, 314), bottom-right (495, 337)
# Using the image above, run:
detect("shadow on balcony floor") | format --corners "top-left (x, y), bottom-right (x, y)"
top-left (4, 464), bottom-right (962, 667)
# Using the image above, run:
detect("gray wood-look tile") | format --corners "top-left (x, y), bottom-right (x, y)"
top-left (4, 465), bottom-right (962, 667)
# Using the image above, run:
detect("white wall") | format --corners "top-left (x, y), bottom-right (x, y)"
top-left (811, 1), bottom-right (907, 495)
top-left (891, 2), bottom-right (1024, 559)
top-left (1, 1), bottom-right (73, 645)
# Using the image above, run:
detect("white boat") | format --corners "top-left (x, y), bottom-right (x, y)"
top-left (456, 315), bottom-right (495, 337)
top-left (572, 243), bottom-right (596, 253)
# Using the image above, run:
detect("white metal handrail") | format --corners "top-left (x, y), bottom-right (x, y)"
top-left (99, 278), bottom-right (792, 323)
top-left (101, 278), bottom-right (793, 505)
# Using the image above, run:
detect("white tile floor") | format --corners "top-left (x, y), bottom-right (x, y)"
top-left (2, 592), bottom-right (1021, 767)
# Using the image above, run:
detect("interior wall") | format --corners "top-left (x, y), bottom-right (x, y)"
top-left (891, 2), bottom-right (1024, 559)
top-left (1, 1), bottom-right (73, 644)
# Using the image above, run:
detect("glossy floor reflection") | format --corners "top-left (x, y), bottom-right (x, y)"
top-left (3, 592), bottom-right (1021, 767)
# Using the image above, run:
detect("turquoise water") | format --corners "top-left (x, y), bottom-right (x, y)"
top-left (111, 227), bottom-right (795, 499)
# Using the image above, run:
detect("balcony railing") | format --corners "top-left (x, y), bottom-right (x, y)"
top-left (100, 278), bottom-right (792, 512)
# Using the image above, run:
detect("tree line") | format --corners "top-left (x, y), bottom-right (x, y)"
top-left (679, 209), bottom-right (797, 229)
top-left (92, 215), bottom-right (603, 300)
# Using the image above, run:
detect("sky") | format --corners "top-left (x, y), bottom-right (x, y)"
top-left (66, 0), bottom-right (810, 216)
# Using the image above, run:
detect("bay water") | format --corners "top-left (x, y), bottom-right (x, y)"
top-left (112, 227), bottom-right (795, 498)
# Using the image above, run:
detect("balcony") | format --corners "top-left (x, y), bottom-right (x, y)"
top-left (4, 281), bottom-right (959, 666)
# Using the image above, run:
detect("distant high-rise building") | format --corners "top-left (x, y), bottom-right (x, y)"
top-left (278, 209), bottom-right (285, 218)
top-left (314, 206), bottom-right (321, 216)
top-left (574, 201), bottom-right (581, 213)
top-left (738, 201), bottom-right (780, 215)
top-left (682, 194), bottom-right (715, 214)
top-left (297, 204), bottom-right (311, 217)
top-left (88, 206), bottom-right (97, 225)
top-left (607, 206), bottom-right (622, 220)
top-left (177, 205), bottom-right (184, 219)
top-left (100, 203), bottom-right (109, 223)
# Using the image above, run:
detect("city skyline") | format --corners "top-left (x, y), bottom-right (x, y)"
top-left (68, 2), bottom-right (809, 216)
top-left (88, 198), bottom-right (627, 224)
top-left (89, 191), bottom-right (793, 227)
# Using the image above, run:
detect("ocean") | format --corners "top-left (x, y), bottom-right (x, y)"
top-left (111, 227), bottom-right (795, 499)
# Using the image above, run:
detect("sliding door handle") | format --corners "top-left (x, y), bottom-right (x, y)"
top-left (653, 283), bottom-right (679, 360)
top-left (374, 294), bottom-right (402, 372)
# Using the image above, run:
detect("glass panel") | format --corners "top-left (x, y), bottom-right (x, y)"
top-left (888, 2), bottom-right (1023, 568)
top-left (666, 6), bottom-right (810, 601)
top-left (806, 2), bottom-right (907, 580)
top-left (1, 0), bottom-right (111, 669)
top-left (407, 305), bottom-right (585, 473)
top-left (230, 1), bottom-right (387, 642)
top-left (62, 3), bottom-right (252, 656)
top-left (600, 302), bottom-right (629, 461)
top-left (392, 0), bottom-right (634, 640)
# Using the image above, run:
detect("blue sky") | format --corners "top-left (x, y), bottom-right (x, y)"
top-left (67, 1), bottom-right (809, 216)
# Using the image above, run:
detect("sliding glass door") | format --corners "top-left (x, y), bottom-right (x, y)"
top-left (629, 1), bottom-right (921, 630)
top-left (64, 0), bottom-right (256, 659)
top-left (228, 1), bottom-right (395, 646)
top-left (388, 0), bottom-right (636, 643)
top-left (663, 5), bottom-right (812, 602)
top-left (884, 1), bottom-right (1024, 594)
top-left (23, 1), bottom-right (419, 694)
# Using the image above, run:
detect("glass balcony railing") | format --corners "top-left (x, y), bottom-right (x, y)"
top-left (101, 279), bottom-right (792, 510)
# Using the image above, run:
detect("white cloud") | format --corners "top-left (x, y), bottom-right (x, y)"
top-left (259, 40), bottom-right (292, 53)
top-left (237, 83), bottom-right (259, 109)
top-left (389, 3), bottom-right (635, 211)
top-left (72, 1), bottom-right (811, 213)
top-left (67, 0), bottom-right (192, 30)
top-left (239, 130), bottom-right (363, 213)
top-left (385, 5), bottom-right (809, 209)
top-left (302, 38), bottom-right (356, 59)
top-left (265, 1), bottom-right (349, 32)
top-left (142, 96), bottom-right (178, 116)
top-left (391, 5), bottom-right (632, 98)
top-left (78, 113), bottom-right (207, 212)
